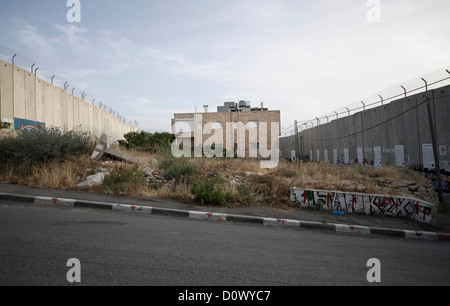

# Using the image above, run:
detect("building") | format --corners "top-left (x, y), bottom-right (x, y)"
top-left (172, 101), bottom-right (281, 158)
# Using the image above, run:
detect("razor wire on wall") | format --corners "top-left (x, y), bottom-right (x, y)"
top-left (281, 68), bottom-right (450, 136)
top-left (0, 43), bottom-right (138, 128)
top-left (0, 44), bottom-right (138, 142)
top-left (279, 82), bottom-right (450, 173)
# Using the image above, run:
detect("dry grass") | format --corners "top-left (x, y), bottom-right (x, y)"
top-left (0, 139), bottom-right (435, 208)
top-left (0, 154), bottom-right (101, 189)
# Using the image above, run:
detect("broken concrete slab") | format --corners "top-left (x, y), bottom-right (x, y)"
top-left (91, 134), bottom-right (143, 164)
top-left (104, 147), bottom-right (142, 164)
top-left (90, 134), bottom-right (108, 160)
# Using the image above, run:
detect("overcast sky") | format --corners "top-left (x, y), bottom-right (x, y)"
top-left (1, 0), bottom-right (449, 134)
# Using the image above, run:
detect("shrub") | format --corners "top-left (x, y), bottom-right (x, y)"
top-left (166, 160), bottom-right (196, 178)
top-left (119, 131), bottom-right (175, 152)
top-left (98, 165), bottom-right (145, 195)
top-left (0, 121), bottom-right (11, 129)
top-left (158, 153), bottom-right (177, 170)
top-left (157, 151), bottom-right (196, 179)
top-left (0, 128), bottom-right (89, 174)
top-left (191, 179), bottom-right (231, 206)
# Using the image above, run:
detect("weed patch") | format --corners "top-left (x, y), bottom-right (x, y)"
top-left (96, 165), bottom-right (145, 196)
top-left (191, 177), bottom-right (231, 206)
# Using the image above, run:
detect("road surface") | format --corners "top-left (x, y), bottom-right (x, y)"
top-left (0, 202), bottom-right (449, 286)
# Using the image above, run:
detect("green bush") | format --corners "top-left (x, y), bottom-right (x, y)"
top-left (166, 160), bottom-right (196, 178)
top-left (158, 152), bottom-right (196, 179)
top-left (158, 153), bottom-right (177, 170)
top-left (0, 121), bottom-right (11, 129)
top-left (99, 165), bottom-right (145, 194)
top-left (191, 179), bottom-right (231, 206)
top-left (119, 131), bottom-right (175, 152)
top-left (0, 128), bottom-right (89, 174)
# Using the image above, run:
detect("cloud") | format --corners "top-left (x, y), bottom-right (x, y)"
top-left (53, 24), bottom-right (89, 46)
top-left (92, 29), bottom-right (228, 78)
top-left (15, 23), bottom-right (56, 57)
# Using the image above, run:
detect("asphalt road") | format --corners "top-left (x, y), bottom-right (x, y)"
top-left (1, 202), bottom-right (449, 286)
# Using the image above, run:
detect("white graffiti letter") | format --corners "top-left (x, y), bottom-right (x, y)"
top-left (367, 0), bottom-right (381, 23)
top-left (366, 258), bottom-right (381, 283)
top-left (66, 258), bottom-right (81, 283)
top-left (67, 0), bottom-right (81, 23)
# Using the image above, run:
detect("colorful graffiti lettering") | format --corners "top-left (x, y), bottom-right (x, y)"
top-left (290, 188), bottom-right (433, 223)
top-left (414, 167), bottom-right (450, 194)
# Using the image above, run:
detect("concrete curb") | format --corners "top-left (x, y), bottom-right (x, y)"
top-left (1, 192), bottom-right (449, 242)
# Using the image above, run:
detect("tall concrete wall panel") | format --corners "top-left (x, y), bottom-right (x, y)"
top-left (73, 97), bottom-right (80, 130)
top-left (363, 108), bottom-right (383, 163)
top-left (14, 67), bottom-right (25, 119)
top-left (434, 86), bottom-right (450, 163)
top-left (66, 93), bottom-right (74, 131)
top-left (0, 62), bottom-right (13, 122)
top-left (402, 96), bottom-right (420, 165)
top-left (381, 103), bottom-right (393, 165)
top-left (345, 115), bottom-right (356, 162)
top-left (361, 110), bottom-right (372, 162)
top-left (52, 85), bottom-right (63, 129)
top-left (333, 118), bottom-right (345, 163)
top-left (81, 100), bottom-right (89, 133)
top-left (43, 83), bottom-right (53, 127)
top-left (25, 71), bottom-right (35, 121)
top-left (94, 107), bottom-right (101, 138)
top-left (88, 104), bottom-right (94, 136)
top-left (35, 79), bottom-right (44, 123)
top-left (60, 89), bottom-right (68, 128)
top-left (353, 112), bottom-right (364, 163)
top-left (389, 100), bottom-right (405, 155)
top-left (417, 93), bottom-right (433, 148)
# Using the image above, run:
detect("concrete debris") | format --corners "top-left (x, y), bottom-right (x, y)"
top-left (76, 172), bottom-right (108, 189)
top-left (142, 167), bottom-right (153, 177)
top-left (244, 171), bottom-right (263, 177)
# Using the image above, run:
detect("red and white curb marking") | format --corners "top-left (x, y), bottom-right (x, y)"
top-left (189, 211), bottom-right (226, 221)
top-left (112, 204), bottom-right (152, 214)
top-left (263, 218), bottom-right (301, 228)
top-left (404, 230), bottom-right (439, 240)
top-left (1, 192), bottom-right (449, 242)
top-left (34, 196), bottom-right (76, 207)
top-left (335, 224), bottom-right (371, 235)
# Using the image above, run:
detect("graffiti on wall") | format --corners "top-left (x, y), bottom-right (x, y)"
top-left (290, 188), bottom-right (433, 223)
top-left (14, 118), bottom-right (45, 131)
top-left (414, 167), bottom-right (450, 193)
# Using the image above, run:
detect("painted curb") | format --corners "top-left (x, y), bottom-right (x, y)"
top-left (35, 196), bottom-right (76, 207)
top-left (1, 192), bottom-right (449, 242)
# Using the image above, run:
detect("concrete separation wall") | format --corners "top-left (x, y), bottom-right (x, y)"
top-left (1, 191), bottom-right (448, 241)
top-left (0, 60), bottom-right (136, 142)
top-left (290, 188), bottom-right (433, 223)
top-left (280, 84), bottom-right (450, 170)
